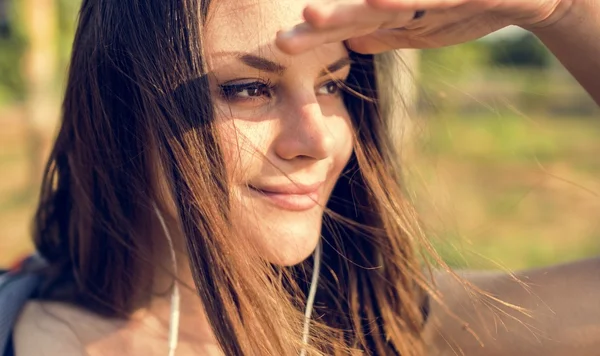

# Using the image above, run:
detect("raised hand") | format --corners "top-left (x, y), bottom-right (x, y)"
top-left (275, 0), bottom-right (568, 54)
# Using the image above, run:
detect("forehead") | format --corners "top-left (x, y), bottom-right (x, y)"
top-left (205, 0), bottom-right (307, 53)
top-left (204, 0), bottom-right (308, 66)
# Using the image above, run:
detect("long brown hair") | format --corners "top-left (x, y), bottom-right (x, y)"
top-left (33, 0), bottom-right (434, 354)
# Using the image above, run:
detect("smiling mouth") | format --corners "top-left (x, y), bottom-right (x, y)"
top-left (248, 183), bottom-right (322, 212)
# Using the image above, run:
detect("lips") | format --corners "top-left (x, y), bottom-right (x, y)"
top-left (248, 181), bottom-right (323, 211)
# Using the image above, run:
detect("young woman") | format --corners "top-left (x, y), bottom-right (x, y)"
top-left (4, 0), bottom-right (599, 355)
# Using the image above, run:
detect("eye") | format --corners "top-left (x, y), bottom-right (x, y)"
top-left (219, 80), bottom-right (274, 101)
top-left (317, 80), bottom-right (342, 96)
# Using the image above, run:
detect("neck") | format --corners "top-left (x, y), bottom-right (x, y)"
top-left (134, 207), bottom-right (218, 348)
top-left (145, 262), bottom-right (216, 345)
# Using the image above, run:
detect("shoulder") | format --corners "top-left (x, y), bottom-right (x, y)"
top-left (13, 301), bottom-right (112, 356)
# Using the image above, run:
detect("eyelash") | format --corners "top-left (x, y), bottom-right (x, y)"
top-left (218, 79), bottom-right (344, 103)
top-left (219, 79), bottom-right (276, 102)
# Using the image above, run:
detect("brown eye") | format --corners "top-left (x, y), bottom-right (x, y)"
top-left (317, 81), bottom-right (341, 96)
top-left (246, 87), bottom-right (260, 97)
top-left (219, 81), bottom-right (274, 101)
top-left (244, 85), bottom-right (271, 97)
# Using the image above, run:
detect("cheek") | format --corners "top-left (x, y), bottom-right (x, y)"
top-left (321, 96), bottom-right (354, 159)
top-left (331, 112), bottom-right (355, 174)
top-left (216, 101), bottom-right (354, 183)
top-left (216, 119), bottom-right (273, 181)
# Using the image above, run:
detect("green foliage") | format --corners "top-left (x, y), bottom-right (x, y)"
top-left (57, 0), bottom-right (80, 69)
top-left (488, 32), bottom-right (551, 68)
top-left (418, 42), bottom-right (492, 115)
top-left (0, 0), bottom-right (80, 107)
top-left (420, 41), bottom-right (491, 80)
top-left (409, 113), bottom-right (600, 269)
top-left (0, 0), bottom-right (26, 105)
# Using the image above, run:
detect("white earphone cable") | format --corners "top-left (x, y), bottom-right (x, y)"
top-left (300, 242), bottom-right (322, 356)
top-left (155, 202), bottom-right (321, 356)
top-left (153, 203), bottom-right (180, 356)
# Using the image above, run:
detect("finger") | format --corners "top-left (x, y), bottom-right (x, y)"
top-left (366, 0), bottom-right (469, 11)
top-left (276, 23), bottom-right (363, 55)
top-left (345, 28), bottom-right (443, 53)
top-left (345, 30), bottom-right (412, 53)
top-left (277, 1), bottom-right (414, 54)
top-left (302, 0), bottom-right (360, 29)
top-left (303, 0), bottom-right (409, 30)
top-left (346, 6), bottom-right (491, 54)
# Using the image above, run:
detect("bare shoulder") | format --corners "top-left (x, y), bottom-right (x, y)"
top-left (13, 301), bottom-right (114, 356)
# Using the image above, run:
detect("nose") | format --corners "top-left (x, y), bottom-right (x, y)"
top-left (272, 100), bottom-right (336, 161)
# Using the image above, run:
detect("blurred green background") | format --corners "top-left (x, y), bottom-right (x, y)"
top-left (1, 1), bottom-right (599, 270)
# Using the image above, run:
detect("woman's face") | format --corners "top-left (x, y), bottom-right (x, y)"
top-left (205, 0), bottom-right (354, 265)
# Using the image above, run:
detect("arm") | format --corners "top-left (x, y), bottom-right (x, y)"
top-left (279, 0), bottom-right (600, 108)
top-left (424, 258), bottom-right (600, 356)
top-left (528, 0), bottom-right (600, 105)
top-left (425, 5), bottom-right (600, 351)
top-left (423, 2), bottom-right (600, 353)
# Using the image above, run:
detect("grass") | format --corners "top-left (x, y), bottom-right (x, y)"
top-left (407, 111), bottom-right (600, 270)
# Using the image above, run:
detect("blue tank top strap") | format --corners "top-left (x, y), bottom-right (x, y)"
top-left (0, 254), bottom-right (47, 356)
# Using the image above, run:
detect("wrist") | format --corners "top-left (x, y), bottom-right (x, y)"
top-left (519, 0), bottom-right (575, 32)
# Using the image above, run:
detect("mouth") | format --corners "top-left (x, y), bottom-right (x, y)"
top-left (247, 182), bottom-right (323, 211)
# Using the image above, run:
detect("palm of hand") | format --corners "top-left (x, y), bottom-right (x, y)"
top-left (276, 0), bottom-right (564, 54)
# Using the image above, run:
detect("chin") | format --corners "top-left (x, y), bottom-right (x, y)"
top-left (231, 186), bottom-right (328, 266)
top-left (265, 232), bottom-right (321, 266)
top-left (263, 218), bottom-right (323, 266)
top-left (239, 211), bottom-right (324, 266)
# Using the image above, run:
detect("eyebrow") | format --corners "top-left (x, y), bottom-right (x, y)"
top-left (236, 53), bottom-right (352, 77)
top-left (239, 54), bottom-right (286, 75)
top-left (318, 57), bottom-right (352, 77)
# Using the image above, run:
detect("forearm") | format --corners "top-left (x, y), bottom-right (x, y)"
top-left (426, 258), bottom-right (600, 356)
top-left (525, 0), bottom-right (600, 106)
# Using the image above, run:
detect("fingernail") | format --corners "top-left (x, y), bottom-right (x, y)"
top-left (277, 29), bottom-right (296, 39)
